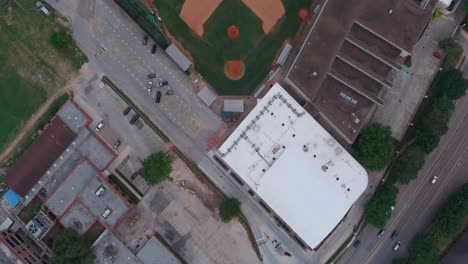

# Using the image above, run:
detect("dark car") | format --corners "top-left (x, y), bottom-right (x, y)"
top-left (113, 138), bottom-right (121, 149)
top-left (129, 114), bottom-right (140, 125)
top-left (143, 35), bottom-right (148, 46)
top-left (155, 91), bottom-right (162, 103)
top-left (147, 73), bottom-right (156, 79)
top-left (157, 80), bottom-right (168, 87)
top-left (353, 240), bottom-right (361, 248)
top-left (391, 230), bottom-right (399, 240)
top-left (123, 107), bottom-right (131, 115)
top-left (151, 44), bottom-right (157, 54)
top-left (166, 90), bottom-right (174, 95)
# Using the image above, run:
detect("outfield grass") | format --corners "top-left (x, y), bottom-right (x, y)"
top-left (153, 0), bottom-right (312, 95)
top-left (0, 0), bottom-right (85, 155)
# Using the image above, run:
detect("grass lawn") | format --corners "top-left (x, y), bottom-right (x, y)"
top-left (18, 197), bottom-right (43, 223)
top-left (153, 0), bottom-right (312, 95)
top-left (0, 0), bottom-right (86, 156)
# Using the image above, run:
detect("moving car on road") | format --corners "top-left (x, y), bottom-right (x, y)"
top-left (155, 91), bottom-right (162, 103)
top-left (143, 35), bottom-right (148, 46)
top-left (157, 80), bottom-right (168, 87)
top-left (95, 121), bottom-right (104, 131)
top-left (353, 240), bottom-right (361, 248)
top-left (377, 229), bottom-right (386, 238)
top-left (393, 241), bottom-right (401, 251)
top-left (151, 44), bottom-right (157, 54)
top-left (391, 230), bottom-right (399, 240)
top-left (431, 175), bottom-right (438, 184)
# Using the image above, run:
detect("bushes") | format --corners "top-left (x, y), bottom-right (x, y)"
top-left (404, 183), bottom-right (468, 263)
top-left (219, 197), bottom-right (241, 223)
top-left (142, 152), bottom-right (172, 185)
top-left (49, 30), bottom-right (72, 52)
top-left (354, 123), bottom-right (395, 171)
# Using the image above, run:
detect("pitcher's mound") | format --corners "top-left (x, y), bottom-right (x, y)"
top-left (225, 60), bottom-right (245, 80)
top-left (227, 25), bottom-right (240, 40)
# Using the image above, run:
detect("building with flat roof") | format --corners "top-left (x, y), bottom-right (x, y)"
top-left (286, 0), bottom-right (437, 143)
top-left (216, 83), bottom-right (368, 249)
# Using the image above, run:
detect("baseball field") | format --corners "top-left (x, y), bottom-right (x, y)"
top-left (152, 0), bottom-right (313, 95)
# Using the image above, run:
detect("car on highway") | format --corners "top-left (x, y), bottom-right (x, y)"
top-left (95, 121), bottom-right (104, 131)
top-left (129, 114), bottom-right (139, 125)
top-left (166, 90), bottom-right (174, 95)
top-left (157, 80), bottom-right (168, 87)
top-left (147, 73), bottom-right (156, 79)
top-left (393, 241), bottom-right (401, 251)
top-left (123, 106), bottom-right (131, 115)
top-left (353, 240), bottom-right (361, 248)
top-left (143, 35), bottom-right (148, 46)
top-left (431, 175), bottom-right (438, 184)
top-left (151, 44), bottom-right (157, 54)
top-left (391, 230), bottom-right (399, 240)
top-left (146, 81), bottom-right (153, 92)
top-left (377, 229), bottom-right (386, 238)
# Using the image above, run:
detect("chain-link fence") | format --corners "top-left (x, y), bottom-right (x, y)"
top-left (114, 0), bottom-right (170, 49)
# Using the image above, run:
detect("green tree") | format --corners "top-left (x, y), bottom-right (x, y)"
top-left (364, 183), bottom-right (398, 228)
top-left (464, 0), bottom-right (468, 14)
top-left (432, 96), bottom-right (455, 112)
top-left (219, 197), bottom-right (241, 223)
top-left (49, 30), bottom-right (72, 52)
top-left (415, 129), bottom-right (440, 154)
top-left (393, 145), bottom-right (425, 184)
top-left (52, 228), bottom-right (94, 264)
top-left (142, 152), bottom-right (172, 185)
top-left (354, 123), bottom-right (395, 171)
top-left (408, 234), bottom-right (438, 264)
top-left (392, 258), bottom-right (408, 264)
top-left (421, 109), bottom-right (452, 136)
top-left (435, 69), bottom-right (468, 100)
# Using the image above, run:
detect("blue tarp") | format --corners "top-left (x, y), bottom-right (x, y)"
top-left (3, 189), bottom-right (20, 208)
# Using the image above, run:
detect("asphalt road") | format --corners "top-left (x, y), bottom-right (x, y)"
top-left (338, 75), bottom-right (468, 264)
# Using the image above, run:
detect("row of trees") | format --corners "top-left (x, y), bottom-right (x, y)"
top-left (394, 183), bottom-right (468, 264)
top-left (358, 39), bottom-right (468, 228)
top-left (52, 228), bottom-right (94, 264)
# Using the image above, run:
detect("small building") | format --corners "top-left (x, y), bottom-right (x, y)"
top-left (165, 43), bottom-right (192, 72)
top-left (197, 87), bottom-right (217, 107)
top-left (223, 99), bottom-right (244, 113)
top-left (136, 237), bottom-right (181, 264)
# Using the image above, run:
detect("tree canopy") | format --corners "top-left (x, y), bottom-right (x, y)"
top-left (354, 123), bottom-right (395, 171)
top-left (435, 69), bottom-right (468, 100)
top-left (219, 197), bottom-right (241, 223)
top-left (364, 183), bottom-right (398, 228)
top-left (392, 145), bottom-right (426, 184)
top-left (52, 228), bottom-right (94, 264)
top-left (142, 152), bottom-right (173, 185)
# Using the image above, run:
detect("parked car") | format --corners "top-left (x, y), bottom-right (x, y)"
top-left (129, 114), bottom-right (139, 125)
top-left (113, 138), bottom-right (121, 149)
top-left (157, 80), bottom-right (168, 87)
top-left (143, 35), bottom-right (148, 46)
top-left (147, 73), bottom-right (156, 79)
top-left (353, 240), bottom-right (361, 248)
top-left (433, 51), bottom-right (442, 59)
top-left (95, 121), bottom-right (104, 131)
top-left (146, 81), bottom-right (153, 92)
top-left (166, 90), bottom-right (174, 95)
top-left (391, 230), bottom-right (399, 240)
top-left (155, 91), bottom-right (162, 103)
top-left (151, 44), bottom-right (157, 54)
top-left (377, 229), bottom-right (386, 238)
top-left (393, 241), bottom-right (401, 251)
top-left (431, 175), bottom-right (438, 184)
top-left (123, 106), bottom-right (131, 115)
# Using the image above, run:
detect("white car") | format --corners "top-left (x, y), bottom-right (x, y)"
top-left (95, 121), bottom-right (104, 131)
top-left (431, 175), bottom-right (438, 184)
top-left (393, 241), bottom-right (401, 251)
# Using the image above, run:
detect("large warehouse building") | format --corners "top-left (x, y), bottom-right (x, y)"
top-left (216, 83), bottom-right (368, 250)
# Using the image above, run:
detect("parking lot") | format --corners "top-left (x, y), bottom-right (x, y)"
top-left (115, 157), bottom-right (260, 264)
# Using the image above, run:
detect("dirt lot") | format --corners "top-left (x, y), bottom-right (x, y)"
top-left (115, 157), bottom-right (260, 264)
top-left (242, 0), bottom-right (284, 33)
top-left (180, 0), bottom-right (222, 36)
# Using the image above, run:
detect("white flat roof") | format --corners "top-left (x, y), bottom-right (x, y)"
top-left (217, 83), bottom-right (368, 248)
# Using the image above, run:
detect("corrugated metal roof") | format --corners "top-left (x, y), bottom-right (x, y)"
top-left (223, 100), bottom-right (244, 112)
top-left (165, 43), bottom-right (191, 71)
top-left (137, 237), bottom-right (181, 264)
top-left (197, 87), bottom-right (217, 106)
